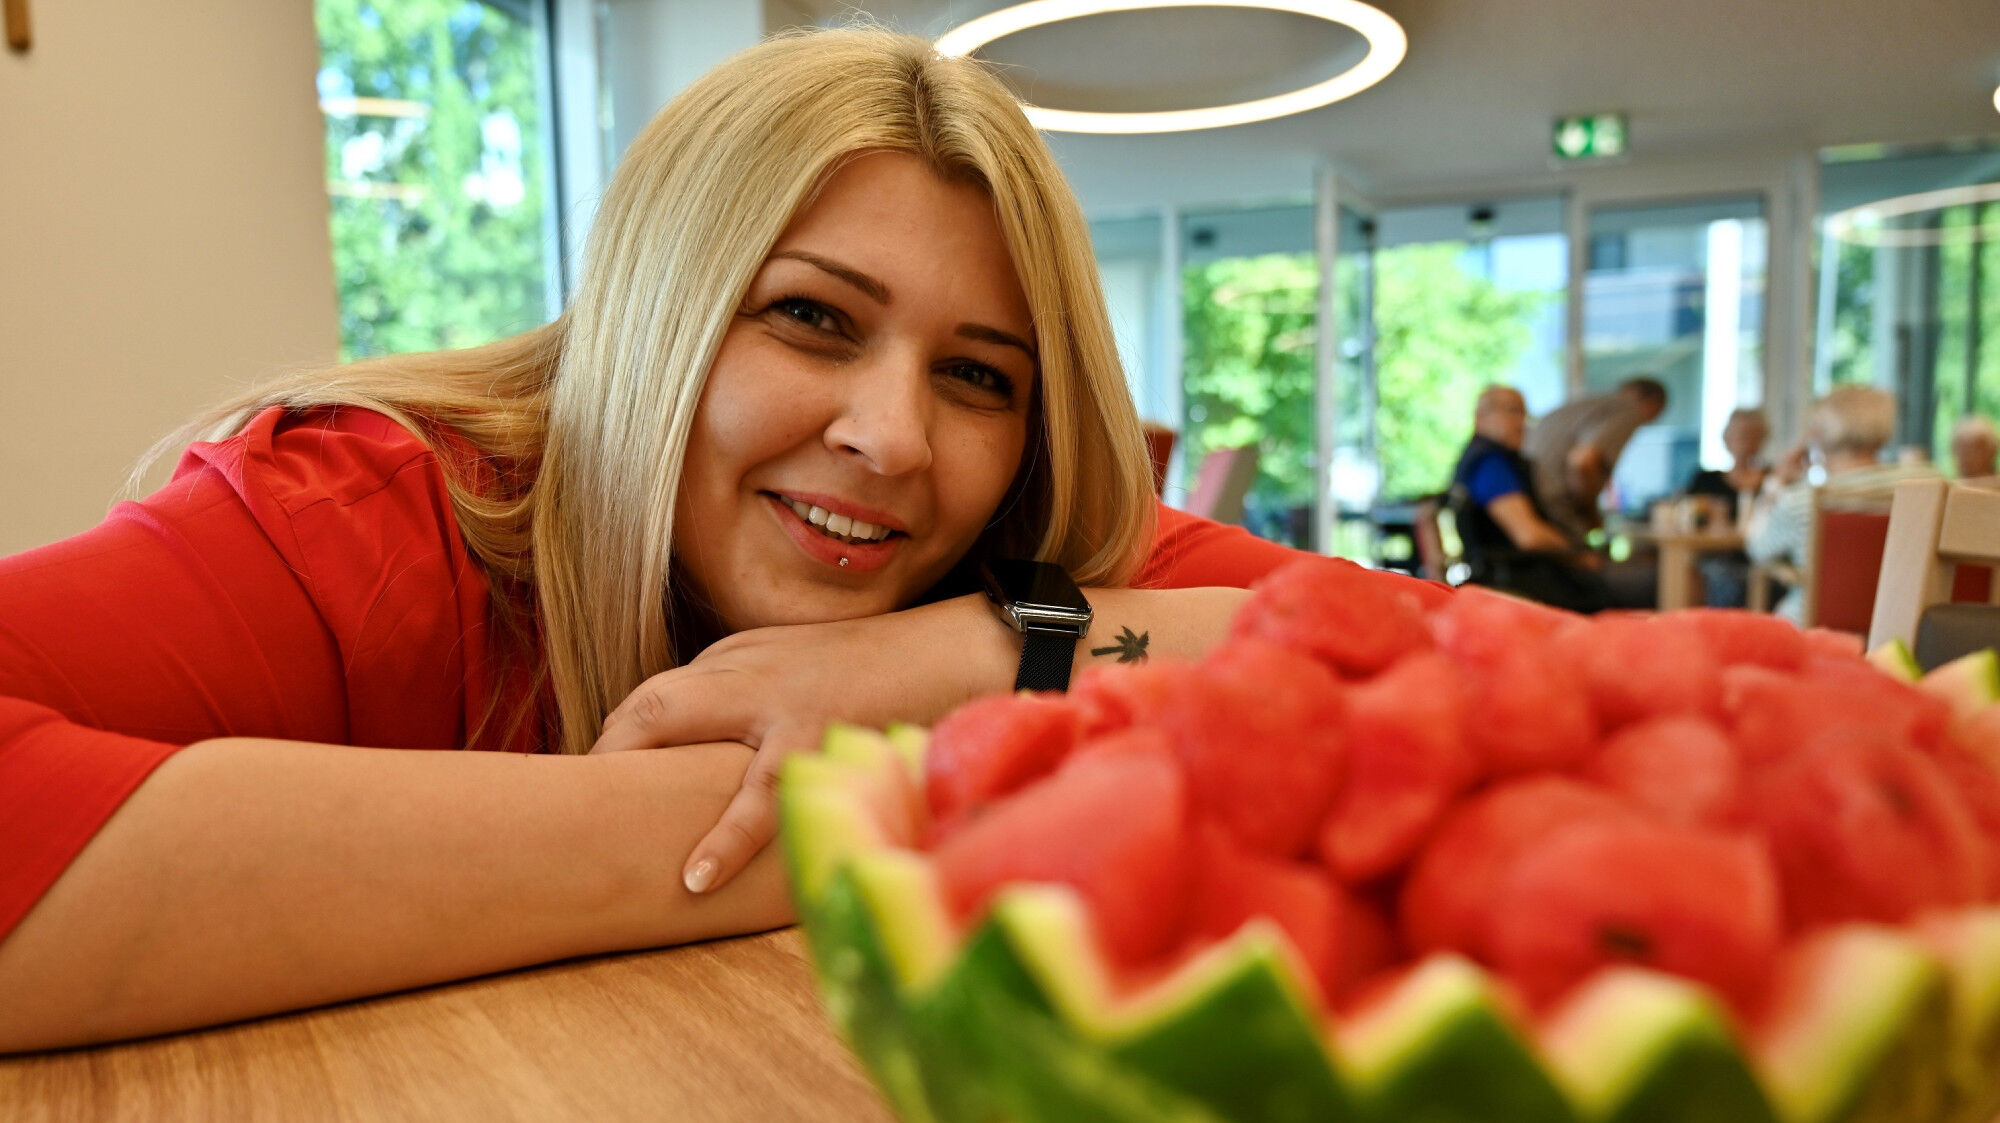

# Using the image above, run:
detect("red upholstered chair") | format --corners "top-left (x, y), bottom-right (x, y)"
top-left (1184, 444), bottom-right (1260, 526)
top-left (1803, 498), bottom-right (1892, 634)
top-left (1869, 477), bottom-right (2000, 663)
top-left (1141, 423), bottom-right (1177, 497)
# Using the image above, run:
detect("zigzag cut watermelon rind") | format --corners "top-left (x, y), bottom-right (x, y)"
top-left (783, 723), bottom-right (2000, 1123)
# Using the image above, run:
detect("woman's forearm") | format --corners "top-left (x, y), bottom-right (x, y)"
top-left (1070, 586), bottom-right (1252, 678)
top-left (0, 738), bottom-right (786, 1053)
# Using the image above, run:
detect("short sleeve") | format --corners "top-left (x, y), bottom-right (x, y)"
top-left (1133, 502), bottom-right (1452, 607)
top-left (1465, 453), bottom-right (1526, 507)
top-left (0, 406), bottom-right (518, 944)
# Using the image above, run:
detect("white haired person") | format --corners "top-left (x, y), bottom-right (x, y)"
top-left (1952, 415), bottom-right (1999, 479)
top-left (1744, 385), bottom-right (1939, 623)
top-left (0, 30), bottom-right (1428, 1051)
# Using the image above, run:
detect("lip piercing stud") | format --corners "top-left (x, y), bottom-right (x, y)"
top-left (838, 557), bottom-right (850, 567)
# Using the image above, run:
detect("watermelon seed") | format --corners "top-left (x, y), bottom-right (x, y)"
top-left (1597, 923), bottom-right (1653, 961)
top-left (1880, 780), bottom-right (1915, 818)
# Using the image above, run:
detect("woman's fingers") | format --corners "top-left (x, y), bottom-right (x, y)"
top-left (590, 666), bottom-right (755, 755)
top-left (682, 748), bottom-right (788, 894)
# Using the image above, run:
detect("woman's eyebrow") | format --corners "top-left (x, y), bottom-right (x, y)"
top-left (768, 250), bottom-right (889, 304)
top-left (957, 323), bottom-right (1037, 360)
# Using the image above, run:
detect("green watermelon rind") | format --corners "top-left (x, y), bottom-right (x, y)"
top-left (783, 723), bottom-right (2000, 1123)
top-left (1865, 639), bottom-right (1922, 683)
top-left (1919, 649), bottom-right (2000, 723)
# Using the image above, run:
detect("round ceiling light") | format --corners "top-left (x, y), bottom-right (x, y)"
top-left (1825, 181), bottom-right (2000, 249)
top-left (935, 0), bottom-right (1407, 134)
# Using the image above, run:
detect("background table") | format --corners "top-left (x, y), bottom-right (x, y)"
top-left (1630, 527), bottom-right (1746, 610)
top-left (0, 929), bottom-right (896, 1122)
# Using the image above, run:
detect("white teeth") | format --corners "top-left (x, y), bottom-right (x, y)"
top-left (781, 496), bottom-right (893, 543)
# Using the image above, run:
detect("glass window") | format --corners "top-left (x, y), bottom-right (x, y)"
top-left (1817, 144), bottom-right (2000, 467)
top-left (1371, 199), bottom-right (1569, 503)
top-left (1583, 197), bottom-right (1767, 517)
top-left (315, 0), bottom-right (560, 360)
top-left (1179, 205), bottom-right (1318, 547)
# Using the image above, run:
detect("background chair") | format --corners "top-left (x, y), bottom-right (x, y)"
top-left (1869, 477), bottom-right (2000, 669)
top-left (1184, 444), bottom-right (1260, 526)
top-left (1804, 496), bottom-right (1895, 634)
top-left (1141, 422), bottom-right (1177, 497)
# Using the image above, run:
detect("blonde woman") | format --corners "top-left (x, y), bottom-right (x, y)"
top-left (0, 30), bottom-right (1389, 1051)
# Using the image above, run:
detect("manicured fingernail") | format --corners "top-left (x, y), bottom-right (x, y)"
top-left (684, 857), bottom-right (718, 894)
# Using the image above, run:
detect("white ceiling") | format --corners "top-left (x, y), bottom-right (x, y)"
top-left (770, 0), bottom-right (2000, 213)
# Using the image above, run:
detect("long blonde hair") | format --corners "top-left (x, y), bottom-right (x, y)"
top-left (147, 28), bottom-right (1155, 755)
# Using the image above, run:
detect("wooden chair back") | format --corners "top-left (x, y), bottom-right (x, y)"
top-left (1868, 477), bottom-right (2000, 655)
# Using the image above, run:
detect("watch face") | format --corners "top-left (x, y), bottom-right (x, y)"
top-left (981, 557), bottom-right (1088, 613)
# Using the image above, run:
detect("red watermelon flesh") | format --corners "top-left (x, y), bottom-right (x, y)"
top-left (925, 692), bottom-right (1083, 827)
top-left (1800, 627), bottom-right (1866, 660)
top-left (1317, 651), bottom-right (1480, 883)
top-left (1927, 743), bottom-right (2000, 899)
top-left (933, 737), bottom-right (1193, 965)
top-left (1484, 819), bottom-right (1783, 1010)
top-left (1582, 715), bottom-right (1744, 827)
top-left (1230, 557), bottom-right (1434, 678)
top-left (1748, 727), bottom-right (1987, 930)
top-left (1189, 821), bottom-right (1343, 1003)
top-left (1720, 663), bottom-right (1947, 767)
top-left (1428, 586), bottom-right (1581, 669)
top-left (1799, 653), bottom-right (1951, 749)
top-left (1400, 777), bottom-right (1640, 958)
top-left (1068, 658), bottom-right (1194, 738)
top-left (1149, 638), bottom-right (1348, 858)
top-left (1547, 613), bottom-right (1723, 728)
top-left (1682, 608), bottom-right (1808, 671)
top-left (1447, 637), bottom-right (1597, 775)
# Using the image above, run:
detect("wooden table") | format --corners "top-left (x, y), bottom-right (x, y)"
top-left (1631, 528), bottom-right (1747, 610)
top-left (0, 930), bottom-right (897, 1122)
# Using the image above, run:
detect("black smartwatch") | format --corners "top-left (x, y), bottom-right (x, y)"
top-left (978, 558), bottom-right (1093, 693)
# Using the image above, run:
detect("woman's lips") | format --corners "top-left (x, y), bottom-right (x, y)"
top-left (764, 493), bottom-right (900, 573)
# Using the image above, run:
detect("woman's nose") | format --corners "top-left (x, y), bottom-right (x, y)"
top-left (822, 351), bottom-right (935, 477)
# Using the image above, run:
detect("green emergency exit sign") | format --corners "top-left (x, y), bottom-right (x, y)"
top-left (1553, 113), bottom-right (1628, 160)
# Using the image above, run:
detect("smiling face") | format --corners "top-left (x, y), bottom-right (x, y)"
top-left (672, 151), bottom-right (1038, 637)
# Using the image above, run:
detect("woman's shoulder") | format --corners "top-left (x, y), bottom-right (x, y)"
top-left (178, 405), bottom-right (454, 516)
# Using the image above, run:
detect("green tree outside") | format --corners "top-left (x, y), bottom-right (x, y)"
top-left (1179, 244), bottom-right (1544, 548)
top-left (316, 0), bottom-right (553, 360)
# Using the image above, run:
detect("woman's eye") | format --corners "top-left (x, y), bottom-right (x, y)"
top-left (946, 362), bottom-right (1015, 399)
top-left (772, 297), bottom-right (839, 333)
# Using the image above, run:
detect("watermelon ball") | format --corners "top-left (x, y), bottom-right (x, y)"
top-left (1428, 584), bottom-right (1582, 659)
top-left (1929, 742), bottom-right (2000, 900)
top-left (1400, 777), bottom-right (1639, 958)
top-left (1441, 630), bottom-right (1596, 776)
top-left (1317, 651), bottom-right (1481, 883)
top-left (1229, 556), bottom-right (1434, 678)
top-left (1145, 638), bottom-right (1349, 859)
top-left (1681, 608), bottom-right (1808, 671)
top-left (1068, 658), bottom-right (1190, 738)
top-left (1484, 819), bottom-right (1783, 1012)
top-left (1582, 714), bottom-right (1744, 827)
top-left (1721, 664), bottom-right (1949, 769)
top-left (924, 692), bottom-right (1083, 830)
top-left (933, 733), bottom-right (1194, 966)
top-left (1748, 727), bottom-right (1988, 930)
top-left (1547, 612), bottom-right (1723, 730)
top-left (1188, 821), bottom-right (1345, 1004)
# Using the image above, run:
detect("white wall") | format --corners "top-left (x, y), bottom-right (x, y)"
top-left (0, 1), bottom-right (339, 555)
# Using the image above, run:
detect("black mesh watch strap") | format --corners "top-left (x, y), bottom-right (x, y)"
top-left (1014, 627), bottom-right (1079, 692)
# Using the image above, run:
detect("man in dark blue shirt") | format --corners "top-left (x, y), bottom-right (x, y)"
top-left (1449, 386), bottom-right (1612, 613)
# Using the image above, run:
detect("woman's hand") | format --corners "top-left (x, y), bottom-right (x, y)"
top-left (589, 594), bottom-right (1014, 895)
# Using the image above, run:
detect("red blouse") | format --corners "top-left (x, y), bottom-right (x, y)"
top-left (0, 408), bottom-right (1324, 939)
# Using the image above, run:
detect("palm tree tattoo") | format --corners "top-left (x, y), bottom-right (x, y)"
top-left (1089, 626), bottom-right (1150, 663)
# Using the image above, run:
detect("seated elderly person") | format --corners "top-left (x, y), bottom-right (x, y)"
top-left (1684, 407), bottom-right (1770, 607)
top-left (1448, 385), bottom-right (1612, 613)
top-left (1952, 415), bottom-right (1999, 479)
top-left (1745, 385), bottom-right (1940, 624)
